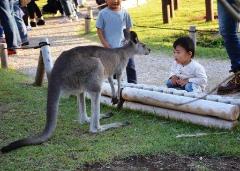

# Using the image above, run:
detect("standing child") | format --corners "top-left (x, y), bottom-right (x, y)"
top-left (27, 0), bottom-right (45, 27)
top-left (166, 37), bottom-right (207, 92)
top-left (96, 0), bottom-right (137, 83)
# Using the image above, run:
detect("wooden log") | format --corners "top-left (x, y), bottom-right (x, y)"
top-left (101, 82), bottom-right (239, 121)
top-left (0, 43), bottom-right (8, 69)
top-left (33, 52), bottom-right (45, 86)
top-left (121, 87), bottom-right (239, 121)
top-left (169, 0), bottom-right (175, 18)
top-left (40, 38), bottom-right (53, 81)
top-left (114, 82), bottom-right (240, 106)
top-left (174, 0), bottom-right (179, 10)
top-left (205, 0), bottom-right (214, 21)
top-left (101, 82), bottom-right (117, 97)
top-left (100, 95), bottom-right (238, 129)
top-left (162, 0), bottom-right (171, 23)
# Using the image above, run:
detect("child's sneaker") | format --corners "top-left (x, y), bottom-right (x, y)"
top-left (37, 19), bottom-right (45, 26)
top-left (59, 17), bottom-right (72, 23)
top-left (0, 37), bottom-right (5, 43)
top-left (72, 15), bottom-right (79, 21)
top-left (21, 41), bottom-right (29, 47)
top-left (30, 21), bottom-right (37, 27)
top-left (26, 26), bottom-right (32, 31)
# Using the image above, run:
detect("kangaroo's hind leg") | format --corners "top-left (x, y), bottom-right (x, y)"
top-left (89, 91), bottom-right (129, 133)
top-left (77, 92), bottom-right (90, 124)
top-left (77, 92), bottom-right (113, 125)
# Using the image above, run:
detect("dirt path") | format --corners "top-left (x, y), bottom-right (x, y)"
top-left (7, 1), bottom-right (232, 93)
top-left (80, 154), bottom-right (240, 171)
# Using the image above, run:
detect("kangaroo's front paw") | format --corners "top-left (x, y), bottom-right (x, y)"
top-left (111, 97), bottom-right (119, 105)
top-left (117, 98), bottom-right (125, 110)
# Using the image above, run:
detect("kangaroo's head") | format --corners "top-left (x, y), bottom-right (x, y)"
top-left (124, 30), bottom-right (151, 55)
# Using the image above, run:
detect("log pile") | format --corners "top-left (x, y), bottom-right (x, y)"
top-left (100, 82), bottom-right (240, 129)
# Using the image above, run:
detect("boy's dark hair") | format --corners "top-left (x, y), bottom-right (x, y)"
top-left (173, 37), bottom-right (195, 58)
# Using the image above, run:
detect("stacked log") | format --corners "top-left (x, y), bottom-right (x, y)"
top-left (100, 82), bottom-right (239, 129)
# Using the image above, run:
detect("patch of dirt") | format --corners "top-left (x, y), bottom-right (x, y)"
top-left (79, 154), bottom-right (240, 171)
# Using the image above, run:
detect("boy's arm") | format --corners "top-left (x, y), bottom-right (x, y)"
top-left (168, 62), bottom-right (180, 85)
top-left (96, 11), bottom-right (110, 48)
top-left (97, 28), bottom-right (110, 48)
top-left (169, 61), bottom-right (180, 78)
top-left (125, 11), bottom-right (133, 30)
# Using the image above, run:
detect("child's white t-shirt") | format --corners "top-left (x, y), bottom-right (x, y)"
top-left (169, 60), bottom-right (208, 91)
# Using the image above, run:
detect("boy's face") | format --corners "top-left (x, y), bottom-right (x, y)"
top-left (106, 0), bottom-right (122, 10)
top-left (173, 45), bottom-right (192, 65)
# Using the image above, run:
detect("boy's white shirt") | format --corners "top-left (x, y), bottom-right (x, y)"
top-left (169, 59), bottom-right (208, 91)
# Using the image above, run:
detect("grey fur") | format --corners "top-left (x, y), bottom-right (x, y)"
top-left (1, 31), bottom-right (150, 153)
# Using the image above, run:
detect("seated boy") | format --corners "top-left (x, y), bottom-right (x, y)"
top-left (166, 37), bottom-right (207, 92)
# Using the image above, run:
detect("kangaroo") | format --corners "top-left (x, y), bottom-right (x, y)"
top-left (1, 31), bottom-right (151, 153)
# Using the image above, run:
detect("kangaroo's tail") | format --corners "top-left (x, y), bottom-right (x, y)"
top-left (1, 79), bottom-right (61, 153)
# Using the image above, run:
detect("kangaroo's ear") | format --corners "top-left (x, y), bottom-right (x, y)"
top-left (130, 31), bottom-right (138, 44)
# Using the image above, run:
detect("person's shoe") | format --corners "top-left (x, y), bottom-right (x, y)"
top-left (21, 41), bottom-right (29, 46)
top-left (26, 25), bottom-right (32, 31)
top-left (37, 19), bottom-right (45, 26)
top-left (72, 15), bottom-right (79, 21)
top-left (0, 37), bottom-right (6, 43)
top-left (30, 21), bottom-right (37, 27)
top-left (7, 49), bottom-right (17, 56)
top-left (59, 17), bottom-right (72, 23)
top-left (217, 72), bottom-right (240, 95)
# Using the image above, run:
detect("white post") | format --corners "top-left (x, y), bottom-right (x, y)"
top-left (87, 6), bottom-right (93, 20)
top-left (189, 25), bottom-right (197, 49)
top-left (0, 43), bottom-right (8, 69)
top-left (39, 38), bottom-right (53, 81)
top-left (85, 15), bottom-right (91, 34)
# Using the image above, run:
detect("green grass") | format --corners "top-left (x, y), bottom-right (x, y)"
top-left (128, 0), bottom-right (226, 58)
top-left (1, 70), bottom-right (240, 170)
top-left (80, 0), bottom-right (227, 59)
top-left (35, 0), bottom-right (47, 9)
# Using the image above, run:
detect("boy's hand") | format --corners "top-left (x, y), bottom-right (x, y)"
top-left (170, 75), bottom-right (179, 86)
top-left (177, 79), bottom-right (189, 87)
top-left (103, 43), bottom-right (111, 48)
top-left (97, 28), bottom-right (111, 48)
